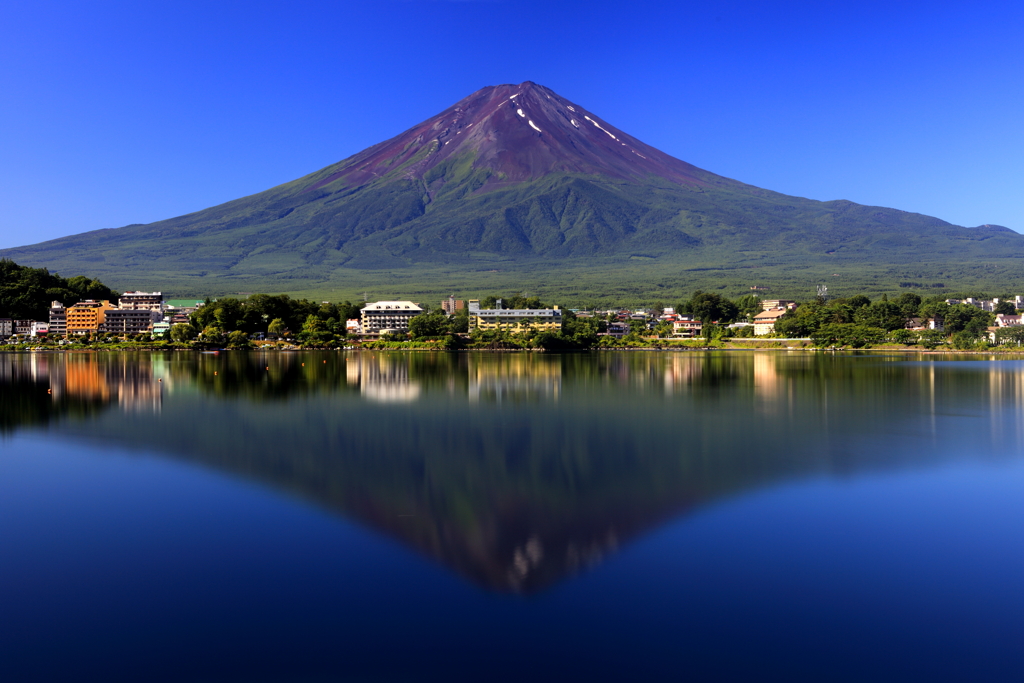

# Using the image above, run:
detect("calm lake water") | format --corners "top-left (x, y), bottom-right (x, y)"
top-left (2, 350), bottom-right (1023, 682)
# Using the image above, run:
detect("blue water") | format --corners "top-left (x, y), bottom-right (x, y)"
top-left (1, 351), bottom-right (1023, 681)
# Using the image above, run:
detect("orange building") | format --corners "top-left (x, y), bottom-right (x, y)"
top-left (66, 300), bottom-right (115, 335)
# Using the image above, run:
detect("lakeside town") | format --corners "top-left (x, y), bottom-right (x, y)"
top-left (5, 288), bottom-right (1024, 351)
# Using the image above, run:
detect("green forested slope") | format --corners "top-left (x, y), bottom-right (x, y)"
top-left (4, 167), bottom-right (1021, 302)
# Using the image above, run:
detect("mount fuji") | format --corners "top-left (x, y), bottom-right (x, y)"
top-left (4, 81), bottom-right (1020, 298)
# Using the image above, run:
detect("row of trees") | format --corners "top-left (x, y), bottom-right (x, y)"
top-left (675, 292), bottom-right (763, 324)
top-left (172, 295), bottom-right (365, 346)
top-left (774, 293), bottom-right (997, 342)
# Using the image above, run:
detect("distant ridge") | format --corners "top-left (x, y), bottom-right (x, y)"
top-left (4, 81), bottom-right (1021, 299)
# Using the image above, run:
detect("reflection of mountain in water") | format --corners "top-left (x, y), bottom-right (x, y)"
top-left (5, 351), bottom-right (1024, 592)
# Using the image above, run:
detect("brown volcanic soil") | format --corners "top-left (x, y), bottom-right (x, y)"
top-left (307, 81), bottom-right (723, 192)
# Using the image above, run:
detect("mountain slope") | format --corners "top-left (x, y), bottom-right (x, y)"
top-left (3, 81), bottom-right (1021, 298)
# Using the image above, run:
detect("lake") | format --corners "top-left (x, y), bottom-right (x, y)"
top-left (2, 350), bottom-right (1023, 682)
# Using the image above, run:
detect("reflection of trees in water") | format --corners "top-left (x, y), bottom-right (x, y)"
top-left (10, 351), bottom-right (1024, 591)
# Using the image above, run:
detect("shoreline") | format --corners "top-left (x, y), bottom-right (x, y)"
top-left (4, 344), bottom-right (1024, 356)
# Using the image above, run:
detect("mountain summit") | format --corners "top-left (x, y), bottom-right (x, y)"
top-left (313, 81), bottom-right (718, 190)
top-left (4, 81), bottom-right (1021, 297)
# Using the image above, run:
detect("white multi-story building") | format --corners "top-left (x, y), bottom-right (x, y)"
top-left (118, 292), bottom-right (164, 312)
top-left (360, 301), bottom-right (423, 337)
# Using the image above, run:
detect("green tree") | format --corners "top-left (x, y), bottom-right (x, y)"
top-left (679, 291), bottom-right (738, 323)
top-left (811, 323), bottom-right (886, 348)
top-left (450, 307), bottom-right (470, 334)
top-left (951, 330), bottom-right (980, 350)
top-left (170, 323), bottom-right (197, 343)
top-left (733, 294), bottom-right (763, 321)
top-left (994, 300), bottom-right (1017, 315)
top-left (846, 295), bottom-right (871, 310)
top-left (888, 328), bottom-right (916, 345)
top-left (408, 311), bottom-right (450, 339)
top-left (562, 313), bottom-right (600, 348)
top-left (855, 300), bottom-right (907, 331)
top-left (268, 318), bottom-right (287, 338)
top-left (214, 298), bottom-right (244, 331)
top-left (201, 325), bottom-right (225, 346)
top-left (895, 292), bottom-right (923, 318)
top-left (227, 330), bottom-right (251, 348)
top-left (918, 329), bottom-right (945, 349)
top-left (301, 314), bottom-right (325, 334)
top-left (942, 304), bottom-right (993, 335)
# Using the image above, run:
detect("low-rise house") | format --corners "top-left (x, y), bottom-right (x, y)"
top-left (905, 317), bottom-right (944, 331)
top-left (753, 308), bottom-right (790, 336)
top-left (601, 322), bottom-right (631, 339)
top-left (672, 318), bottom-right (703, 338)
top-left (30, 322), bottom-right (49, 338)
top-left (346, 319), bottom-right (362, 335)
top-left (995, 313), bottom-right (1023, 327)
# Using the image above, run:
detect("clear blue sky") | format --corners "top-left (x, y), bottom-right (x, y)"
top-left (2, 0), bottom-right (1022, 250)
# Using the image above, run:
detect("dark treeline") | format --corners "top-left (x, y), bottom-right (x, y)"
top-left (0, 258), bottom-right (118, 319)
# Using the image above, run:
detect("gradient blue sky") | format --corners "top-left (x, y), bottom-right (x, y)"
top-left (2, 0), bottom-right (1022, 250)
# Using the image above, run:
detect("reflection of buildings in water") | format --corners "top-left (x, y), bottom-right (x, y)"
top-left (467, 356), bottom-right (561, 403)
top-left (753, 352), bottom-right (792, 415)
top-left (0, 353), bottom-right (53, 385)
top-left (663, 355), bottom-right (702, 394)
top-left (346, 354), bottom-right (421, 403)
top-left (113, 369), bottom-right (162, 413)
top-left (49, 356), bottom-right (162, 413)
top-left (58, 359), bottom-right (111, 402)
top-left (986, 362), bottom-right (1024, 449)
